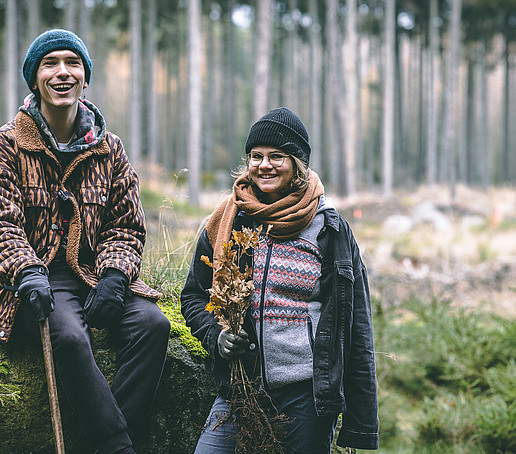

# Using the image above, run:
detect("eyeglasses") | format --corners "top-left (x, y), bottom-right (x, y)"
top-left (248, 152), bottom-right (288, 167)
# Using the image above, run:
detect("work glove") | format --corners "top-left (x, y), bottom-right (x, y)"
top-left (218, 328), bottom-right (249, 360)
top-left (84, 268), bottom-right (129, 329)
top-left (17, 265), bottom-right (55, 323)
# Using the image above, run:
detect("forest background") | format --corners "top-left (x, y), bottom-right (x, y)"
top-left (1, 0), bottom-right (516, 201)
top-left (1, 1), bottom-right (515, 453)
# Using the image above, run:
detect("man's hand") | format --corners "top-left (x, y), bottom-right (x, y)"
top-left (217, 328), bottom-right (249, 360)
top-left (17, 266), bottom-right (55, 323)
top-left (84, 268), bottom-right (129, 329)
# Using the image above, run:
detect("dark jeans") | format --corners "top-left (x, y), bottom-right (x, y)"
top-left (18, 264), bottom-right (170, 454)
top-left (195, 380), bottom-right (339, 454)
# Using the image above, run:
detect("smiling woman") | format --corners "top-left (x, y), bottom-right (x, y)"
top-left (181, 107), bottom-right (379, 454)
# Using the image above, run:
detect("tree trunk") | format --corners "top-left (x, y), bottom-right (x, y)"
top-left (204, 13), bottom-right (217, 173)
top-left (345, 0), bottom-right (359, 195)
top-left (65, 0), bottom-right (77, 31)
top-left (417, 36), bottom-right (426, 182)
top-left (27, 0), bottom-right (40, 46)
top-left (465, 56), bottom-right (475, 185)
top-left (253, 0), bottom-right (273, 119)
top-left (502, 31), bottom-right (510, 182)
top-left (146, 0), bottom-right (158, 165)
top-left (187, 0), bottom-right (202, 206)
top-left (130, 0), bottom-right (142, 164)
top-left (478, 38), bottom-right (489, 189)
top-left (223, 1), bottom-right (240, 168)
top-left (426, 0), bottom-right (439, 185)
top-left (382, 0), bottom-right (395, 197)
top-left (6, 0), bottom-right (18, 120)
top-left (78, 0), bottom-right (90, 47)
top-left (441, 0), bottom-right (462, 199)
top-left (282, 0), bottom-right (298, 113)
top-left (326, 0), bottom-right (349, 195)
top-left (308, 0), bottom-right (323, 176)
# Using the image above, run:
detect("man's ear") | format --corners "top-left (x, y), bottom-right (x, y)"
top-left (83, 82), bottom-right (88, 89)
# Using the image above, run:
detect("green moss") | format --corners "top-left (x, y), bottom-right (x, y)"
top-left (159, 301), bottom-right (209, 361)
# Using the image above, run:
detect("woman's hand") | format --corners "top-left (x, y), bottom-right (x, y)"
top-left (217, 328), bottom-right (249, 360)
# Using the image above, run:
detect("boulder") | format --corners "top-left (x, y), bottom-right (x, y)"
top-left (0, 325), bottom-right (215, 453)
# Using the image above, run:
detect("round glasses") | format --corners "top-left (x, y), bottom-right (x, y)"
top-left (248, 152), bottom-right (288, 167)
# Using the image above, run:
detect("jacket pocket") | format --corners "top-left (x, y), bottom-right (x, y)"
top-left (79, 186), bottom-right (108, 252)
top-left (23, 187), bottom-right (51, 254)
top-left (335, 259), bottom-right (354, 368)
top-left (336, 260), bottom-right (354, 312)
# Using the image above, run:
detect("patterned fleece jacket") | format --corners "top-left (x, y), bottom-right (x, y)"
top-left (0, 97), bottom-right (159, 343)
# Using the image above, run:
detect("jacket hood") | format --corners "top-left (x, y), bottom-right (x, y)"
top-left (19, 94), bottom-right (106, 154)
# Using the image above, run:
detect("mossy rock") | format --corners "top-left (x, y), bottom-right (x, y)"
top-left (0, 317), bottom-right (215, 453)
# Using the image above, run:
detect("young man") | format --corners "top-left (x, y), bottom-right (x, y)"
top-left (0, 29), bottom-right (170, 454)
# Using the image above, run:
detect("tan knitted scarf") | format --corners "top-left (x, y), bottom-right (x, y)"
top-left (206, 169), bottom-right (324, 262)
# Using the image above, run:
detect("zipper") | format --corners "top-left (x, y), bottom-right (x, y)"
top-left (259, 237), bottom-right (274, 391)
top-left (307, 315), bottom-right (315, 351)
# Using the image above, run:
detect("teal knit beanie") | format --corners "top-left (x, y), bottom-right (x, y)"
top-left (22, 29), bottom-right (92, 93)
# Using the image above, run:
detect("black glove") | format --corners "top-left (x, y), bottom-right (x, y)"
top-left (218, 328), bottom-right (249, 360)
top-left (17, 265), bottom-right (55, 323)
top-left (84, 268), bottom-right (129, 329)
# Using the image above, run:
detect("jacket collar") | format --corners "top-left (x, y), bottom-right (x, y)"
top-left (322, 207), bottom-right (340, 232)
top-left (14, 110), bottom-right (109, 157)
top-left (18, 94), bottom-right (106, 154)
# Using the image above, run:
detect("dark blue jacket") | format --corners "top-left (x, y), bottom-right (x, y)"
top-left (180, 207), bottom-right (379, 450)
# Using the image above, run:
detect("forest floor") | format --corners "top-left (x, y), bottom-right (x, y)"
top-left (332, 184), bottom-right (516, 318)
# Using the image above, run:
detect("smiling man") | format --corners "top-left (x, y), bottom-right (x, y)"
top-left (0, 29), bottom-right (170, 454)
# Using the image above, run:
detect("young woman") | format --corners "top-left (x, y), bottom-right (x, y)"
top-left (181, 107), bottom-right (379, 454)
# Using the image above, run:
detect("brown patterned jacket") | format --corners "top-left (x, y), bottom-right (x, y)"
top-left (0, 110), bottom-right (159, 343)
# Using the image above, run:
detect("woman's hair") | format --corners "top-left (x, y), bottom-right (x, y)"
top-left (232, 153), bottom-right (310, 195)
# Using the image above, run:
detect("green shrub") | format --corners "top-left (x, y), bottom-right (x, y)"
top-left (417, 390), bottom-right (515, 453)
top-left (376, 297), bottom-right (514, 399)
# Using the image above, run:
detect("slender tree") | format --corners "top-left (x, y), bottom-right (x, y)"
top-left (65, 0), bottom-right (77, 31)
top-left (187, 0), bottom-right (202, 206)
top-left (382, 0), bottom-right (396, 197)
top-left (146, 0), bottom-right (158, 165)
top-left (223, 0), bottom-right (240, 167)
top-left (326, 0), bottom-right (349, 195)
top-left (426, 0), bottom-right (439, 185)
top-left (345, 0), bottom-right (359, 195)
top-left (130, 0), bottom-right (142, 164)
top-left (308, 0), bottom-right (323, 176)
top-left (441, 0), bottom-right (462, 198)
top-left (502, 22), bottom-right (510, 182)
top-left (478, 38), bottom-right (489, 189)
top-left (6, 0), bottom-right (18, 120)
top-left (204, 8), bottom-right (218, 173)
top-left (253, 0), bottom-right (273, 120)
top-left (27, 0), bottom-right (41, 45)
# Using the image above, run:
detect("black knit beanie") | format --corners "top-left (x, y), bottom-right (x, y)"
top-left (245, 107), bottom-right (311, 165)
top-left (23, 29), bottom-right (92, 94)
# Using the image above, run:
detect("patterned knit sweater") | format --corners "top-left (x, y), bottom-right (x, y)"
top-left (250, 197), bottom-right (333, 389)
